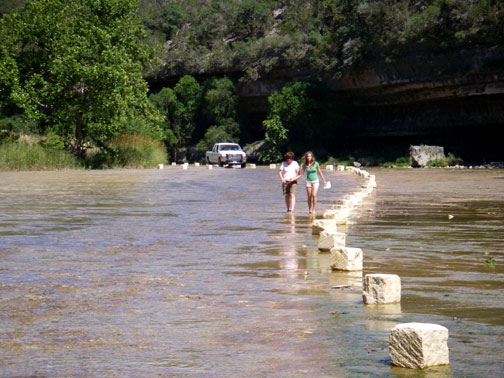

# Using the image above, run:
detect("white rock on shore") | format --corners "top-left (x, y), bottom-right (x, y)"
top-left (389, 323), bottom-right (449, 369)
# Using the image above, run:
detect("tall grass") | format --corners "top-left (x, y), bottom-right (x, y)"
top-left (0, 142), bottom-right (82, 170)
top-left (86, 134), bottom-right (167, 168)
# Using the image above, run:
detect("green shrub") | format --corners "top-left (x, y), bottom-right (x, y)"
top-left (427, 158), bottom-right (448, 168)
top-left (0, 141), bottom-right (81, 170)
top-left (85, 134), bottom-right (167, 168)
top-left (382, 156), bottom-right (411, 168)
top-left (40, 132), bottom-right (65, 150)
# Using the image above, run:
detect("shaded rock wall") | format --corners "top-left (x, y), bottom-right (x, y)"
top-left (238, 46), bottom-right (504, 163)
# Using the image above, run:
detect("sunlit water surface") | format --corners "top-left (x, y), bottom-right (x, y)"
top-left (0, 167), bottom-right (503, 377)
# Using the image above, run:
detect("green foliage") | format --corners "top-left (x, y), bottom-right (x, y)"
top-left (85, 134), bottom-right (167, 168)
top-left (260, 80), bottom-right (344, 162)
top-left (203, 77), bottom-right (238, 125)
top-left (232, 0), bottom-right (272, 40)
top-left (0, 141), bottom-right (81, 170)
top-left (260, 115), bottom-right (287, 163)
top-left (138, 0), bottom-right (504, 81)
top-left (161, 2), bottom-right (188, 39)
top-left (148, 74), bottom-right (201, 159)
top-left (427, 152), bottom-right (464, 167)
top-left (268, 81), bottom-right (311, 127)
top-left (260, 81), bottom-right (310, 162)
top-left (484, 257), bottom-right (496, 267)
top-left (382, 156), bottom-right (411, 168)
top-left (40, 132), bottom-right (65, 151)
top-left (0, 0), bottom-right (161, 153)
top-left (192, 76), bottom-right (242, 153)
top-left (196, 125), bottom-right (237, 154)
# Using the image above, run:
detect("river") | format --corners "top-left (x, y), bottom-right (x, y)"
top-left (0, 167), bottom-right (503, 377)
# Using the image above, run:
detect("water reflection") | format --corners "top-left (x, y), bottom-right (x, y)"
top-left (278, 214), bottom-right (299, 277)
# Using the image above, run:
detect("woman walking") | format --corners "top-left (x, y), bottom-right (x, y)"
top-left (278, 151), bottom-right (300, 213)
top-left (296, 151), bottom-right (327, 214)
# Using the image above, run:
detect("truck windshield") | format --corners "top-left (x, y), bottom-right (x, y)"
top-left (220, 145), bottom-right (240, 151)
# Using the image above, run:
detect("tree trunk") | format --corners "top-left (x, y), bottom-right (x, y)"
top-left (75, 113), bottom-right (83, 157)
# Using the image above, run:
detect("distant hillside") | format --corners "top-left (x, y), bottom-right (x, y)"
top-left (139, 0), bottom-right (503, 82)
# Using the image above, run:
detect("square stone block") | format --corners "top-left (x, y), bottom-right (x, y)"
top-left (334, 208), bottom-right (351, 225)
top-left (330, 247), bottom-right (363, 271)
top-left (363, 274), bottom-right (401, 304)
top-left (389, 323), bottom-right (449, 369)
top-left (318, 231), bottom-right (346, 251)
top-left (312, 219), bottom-right (337, 235)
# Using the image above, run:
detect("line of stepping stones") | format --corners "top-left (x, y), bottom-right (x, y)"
top-left (312, 165), bottom-right (449, 370)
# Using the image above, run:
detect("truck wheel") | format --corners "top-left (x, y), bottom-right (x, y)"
top-left (218, 161), bottom-right (223, 167)
top-left (241, 163), bottom-right (246, 168)
top-left (206, 157), bottom-right (211, 165)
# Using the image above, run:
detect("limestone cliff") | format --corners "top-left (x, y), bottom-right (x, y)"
top-left (238, 46), bottom-right (504, 163)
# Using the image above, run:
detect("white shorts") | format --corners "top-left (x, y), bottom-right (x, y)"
top-left (306, 180), bottom-right (319, 188)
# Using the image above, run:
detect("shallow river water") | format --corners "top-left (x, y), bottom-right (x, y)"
top-left (0, 167), bottom-right (503, 377)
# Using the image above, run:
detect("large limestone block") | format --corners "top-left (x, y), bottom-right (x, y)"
top-left (249, 163), bottom-right (256, 169)
top-left (334, 208), bottom-right (351, 225)
top-left (326, 164), bottom-right (334, 171)
top-left (337, 165), bottom-right (345, 171)
top-left (269, 163), bottom-right (277, 169)
top-left (312, 219), bottom-right (337, 235)
top-left (363, 274), bottom-right (401, 304)
top-left (389, 323), bottom-right (449, 369)
top-left (157, 163), bottom-right (164, 170)
top-left (318, 231), bottom-right (346, 251)
top-left (410, 145), bottom-right (445, 167)
top-left (330, 247), bottom-right (363, 271)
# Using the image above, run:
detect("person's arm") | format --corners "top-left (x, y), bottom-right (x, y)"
top-left (317, 164), bottom-right (327, 184)
top-left (278, 167), bottom-right (286, 183)
top-left (293, 165), bottom-right (304, 181)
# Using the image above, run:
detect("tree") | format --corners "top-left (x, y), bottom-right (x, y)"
top-left (203, 76), bottom-right (239, 125)
top-left (149, 75), bottom-right (201, 160)
top-left (260, 115), bottom-right (287, 163)
top-left (0, 0), bottom-right (161, 154)
top-left (259, 81), bottom-right (310, 162)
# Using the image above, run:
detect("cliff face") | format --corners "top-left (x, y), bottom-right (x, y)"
top-left (238, 46), bottom-right (504, 163)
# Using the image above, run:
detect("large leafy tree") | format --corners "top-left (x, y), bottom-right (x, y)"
top-left (0, 0), bottom-right (160, 153)
top-left (149, 75), bottom-right (201, 160)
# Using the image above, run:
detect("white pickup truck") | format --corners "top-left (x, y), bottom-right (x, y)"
top-left (206, 143), bottom-right (247, 168)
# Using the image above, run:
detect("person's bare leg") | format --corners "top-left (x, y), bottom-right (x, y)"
top-left (289, 193), bottom-right (296, 212)
top-left (306, 186), bottom-right (313, 213)
top-left (312, 184), bottom-right (320, 213)
top-left (285, 195), bottom-right (290, 212)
